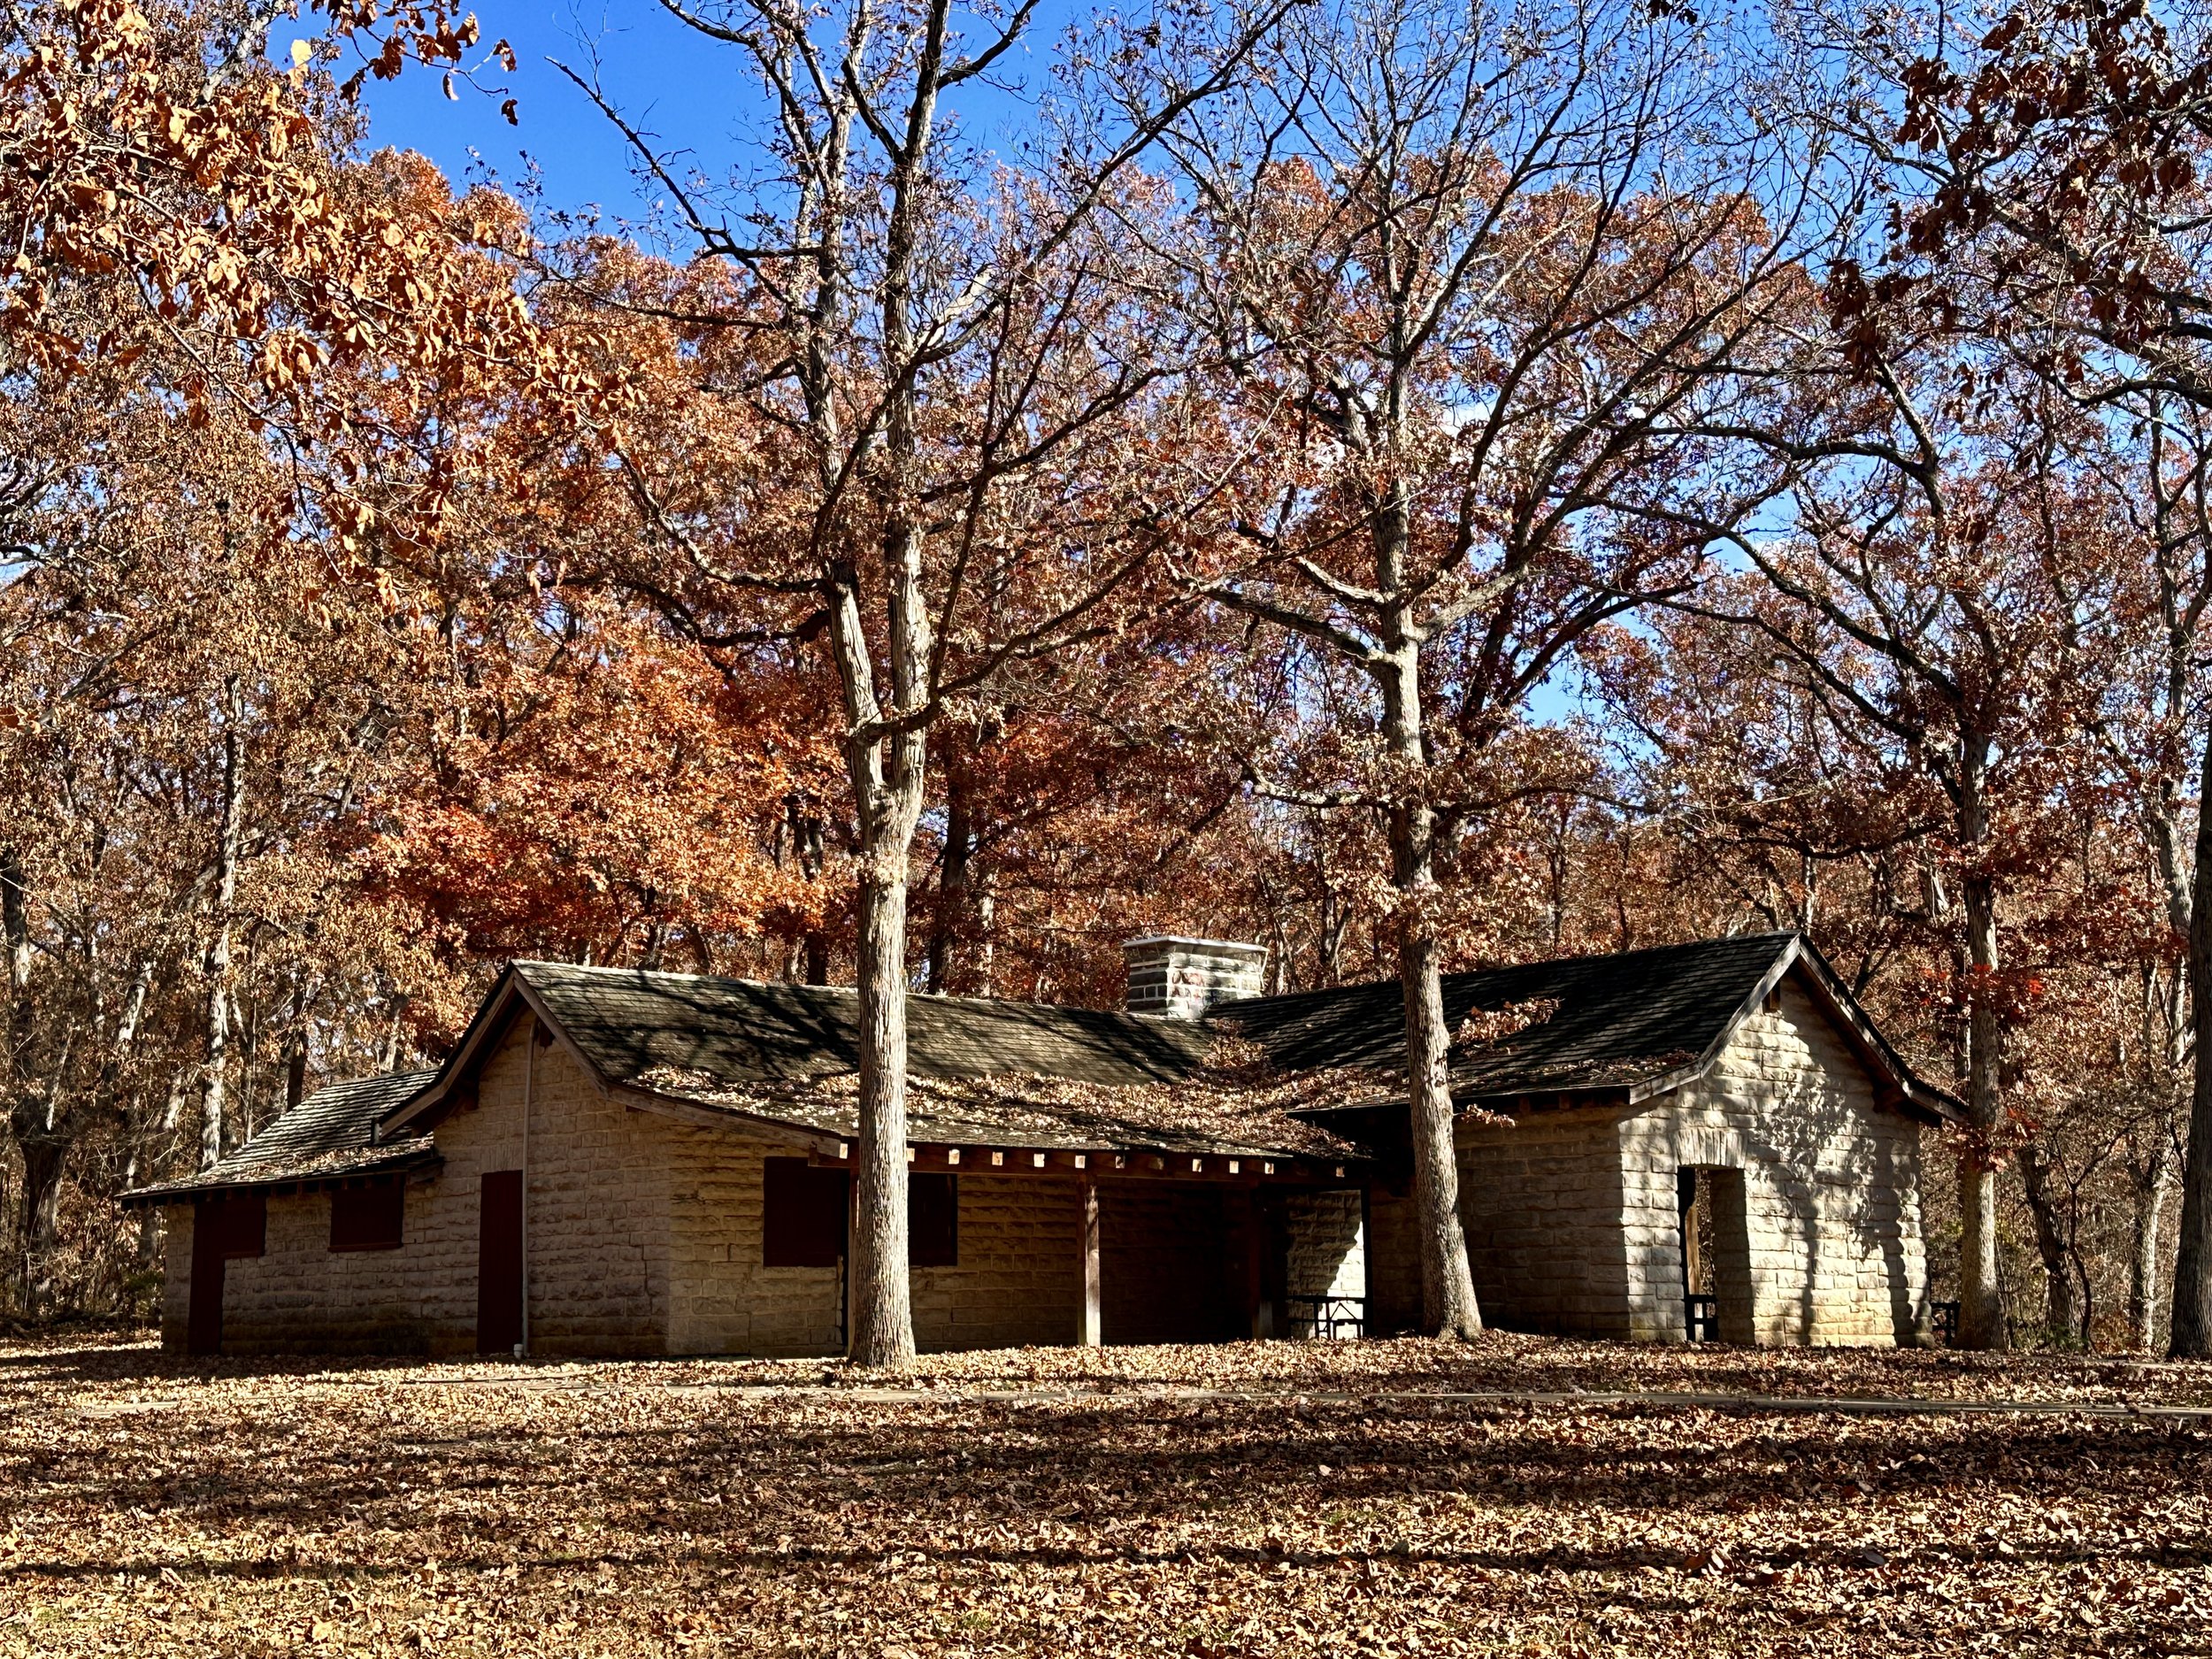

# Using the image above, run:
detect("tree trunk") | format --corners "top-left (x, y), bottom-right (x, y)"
top-left (1396, 883), bottom-right (1483, 1340)
top-left (780, 794), bottom-right (833, 986)
top-left (2168, 720), bottom-right (2212, 1357)
top-left (925, 770), bottom-right (973, 995)
top-left (974, 874), bottom-right (995, 998)
top-left (15, 1121), bottom-right (66, 1318)
top-left (1956, 749), bottom-right (2008, 1350)
top-left (2018, 1146), bottom-right (2078, 1348)
top-left (199, 695), bottom-right (246, 1170)
top-left (2131, 1138), bottom-right (2172, 1353)
top-left (1378, 627), bottom-right (1481, 1340)
top-left (848, 856), bottom-right (917, 1367)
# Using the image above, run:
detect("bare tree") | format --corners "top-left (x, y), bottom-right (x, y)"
top-left (563, 0), bottom-right (1286, 1364)
top-left (1132, 0), bottom-right (1815, 1336)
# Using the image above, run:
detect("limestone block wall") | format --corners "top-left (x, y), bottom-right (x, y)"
top-left (913, 1175), bottom-right (1082, 1354)
top-left (1363, 1183), bottom-right (1423, 1333)
top-left (172, 1183), bottom-right (432, 1355)
top-left (160, 1023), bottom-right (683, 1358)
top-left (1285, 1190), bottom-right (1364, 1301)
top-left (665, 1148), bottom-right (1086, 1358)
top-left (1628, 979), bottom-right (1930, 1347)
top-left (159, 1209), bottom-right (190, 1348)
top-left (411, 1022), bottom-right (674, 1357)
top-left (1453, 972), bottom-right (1930, 1347)
top-left (1455, 1107), bottom-right (1639, 1338)
top-left (664, 1128), bottom-right (840, 1358)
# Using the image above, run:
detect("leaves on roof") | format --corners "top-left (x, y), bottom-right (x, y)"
top-left (633, 1029), bottom-right (1379, 1161)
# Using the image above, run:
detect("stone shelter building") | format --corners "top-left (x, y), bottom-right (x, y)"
top-left (124, 931), bottom-right (1956, 1357)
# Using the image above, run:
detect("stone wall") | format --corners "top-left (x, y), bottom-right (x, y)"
top-left (165, 1183), bottom-right (434, 1356)
top-left (430, 1020), bottom-right (674, 1356)
top-left (1362, 1183), bottom-right (1423, 1333)
top-left (162, 1024), bottom-right (684, 1357)
top-left (1632, 979), bottom-right (1930, 1346)
top-left (914, 1176), bottom-right (1083, 1354)
top-left (160, 1212), bottom-right (188, 1348)
top-left (1285, 1190), bottom-right (1364, 1300)
top-left (664, 1150), bottom-right (1087, 1358)
top-left (1122, 937), bottom-right (1268, 1019)
top-left (664, 1128), bottom-right (836, 1357)
top-left (1456, 1106), bottom-right (1639, 1337)
top-left (1453, 972), bottom-right (1930, 1346)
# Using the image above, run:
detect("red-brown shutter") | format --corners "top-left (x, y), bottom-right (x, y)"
top-left (762, 1158), bottom-right (848, 1267)
top-left (330, 1182), bottom-right (404, 1252)
top-left (476, 1171), bottom-right (524, 1354)
top-left (910, 1174), bottom-right (957, 1268)
top-left (194, 1192), bottom-right (266, 1259)
top-left (188, 1204), bottom-right (227, 1356)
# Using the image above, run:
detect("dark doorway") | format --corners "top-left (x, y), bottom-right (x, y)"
top-left (1678, 1169), bottom-right (1716, 1340)
top-left (476, 1170), bottom-right (525, 1355)
top-left (188, 1193), bottom-right (265, 1356)
top-left (188, 1209), bottom-right (227, 1356)
top-left (1678, 1165), bottom-right (1754, 1343)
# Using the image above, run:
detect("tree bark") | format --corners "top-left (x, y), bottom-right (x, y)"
top-left (2131, 1138), bottom-right (2172, 1353)
top-left (924, 768), bottom-right (973, 995)
top-left (2168, 718), bottom-right (2212, 1356)
top-left (848, 856), bottom-right (917, 1366)
top-left (1396, 891), bottom-right (1482, 1339)
top-left (2018, 1146), bottom-right (2078, 1348)
top-left (14, 1124), bottom-right (65, 1316)
top-left (1378, 619), bottom-right (1481, 1340)
top-left (199, 691), bottom-right (246, 1169)
top-left (1956, 745), bottom-right (2008, 1350)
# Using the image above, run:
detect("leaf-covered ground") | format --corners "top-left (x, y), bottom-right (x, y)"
top-left (4, 1333), bottom-right (2211, 1656)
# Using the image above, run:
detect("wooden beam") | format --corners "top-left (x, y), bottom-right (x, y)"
top-left (1079, 1178), bottom-right (1102, 1348)
top-left (805, 1144), bottom-right (1361, 1186)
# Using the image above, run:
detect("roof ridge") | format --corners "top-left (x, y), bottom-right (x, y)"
top-left (1213, 931), bottom-right (1801, 1016)
top-left (511, 958), bottom-right (1153, 1022)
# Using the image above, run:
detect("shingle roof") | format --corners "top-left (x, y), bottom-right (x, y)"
top-left (120, 1070), bottom-right (440, 1206)
top-left (505, 964), bottom-right (1359, 1160)
top-left (1222, 933), bottom-right (1801, 1101)
top-left (512, 960), bottom-right (1213, 1088)
top-left (152, 931), bottom-right (1947, 1205)
top-left (1219, 931), bottom-right (1956, 1122)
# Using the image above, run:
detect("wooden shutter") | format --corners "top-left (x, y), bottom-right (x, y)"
top-left (188, 1203), bottom-right (227, 1356)
top-left (205, 1192), bottom-right (265, 1258)
top-left (476, 1171), bottom-right (524, 1354)
top-left (330, 1182), bottom-right (405, 1252)
top-left (762, 1158), bottom-right (848, 1267)
top-left (910, 1174), bottom-right (957, 1268)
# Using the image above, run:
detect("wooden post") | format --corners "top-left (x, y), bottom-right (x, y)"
top-left (1243, 1191), bottom-right (1267, 1340)
top-left (1080, 1178), bottom-right (1102, 1348)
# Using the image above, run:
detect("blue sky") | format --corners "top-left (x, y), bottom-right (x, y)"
top-left (349, 0), bottom-right (1599, 726)
top-left (349, 0), bottom-right (1084, 225)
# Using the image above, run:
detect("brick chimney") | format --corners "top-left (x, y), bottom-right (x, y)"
top-left (1121, 936), bottom-right (1268, 1019)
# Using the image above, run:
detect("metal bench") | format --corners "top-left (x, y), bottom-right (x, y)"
top-left (1684, 1293), bottom-right (1718, 1342)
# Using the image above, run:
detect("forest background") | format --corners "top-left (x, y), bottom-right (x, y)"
top-left (4, 0), bottom-right (2210, 1357)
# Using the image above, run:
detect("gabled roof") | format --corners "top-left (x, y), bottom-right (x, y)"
top-left (119, 1071), bottom-right (441, 1208)
top-left (518, 960), bottom-right (1210, 1088)
top-left (380, 962), bottom-right (1358, 1165)
top-left (131, 931), bottom-right (1955, 1206)
top-left (1222, 932), bottom-right (1959, 1123)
